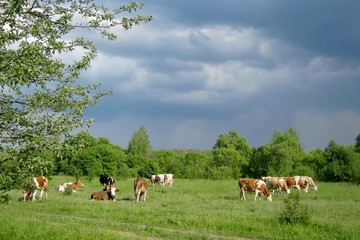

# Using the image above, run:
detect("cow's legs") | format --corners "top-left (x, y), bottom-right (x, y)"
top-left (240, 188), bottom-right (246, 200)
top-left (136, 191), bottom-right (140, 202)
top-left (31, 189), bottom-right (37, 201)
top-left (143, 191), bottom-right (146, 201)
top-left (254, 189), bottom-right (260, 200)
top-left (39, 189), bottom-right (44, 200)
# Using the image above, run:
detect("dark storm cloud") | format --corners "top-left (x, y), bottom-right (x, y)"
top-left (81, 0), bottom-right (360, 150)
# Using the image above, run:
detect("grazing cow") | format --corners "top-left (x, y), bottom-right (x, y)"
top-left (163, 174), bottom-right (174, 187)
top-left (238, 178), bottom-right (272, 201)
top-left (283, 176), bottom-right (308, 192)
top-left (148, 174), bottom-right (174, 187)
top-left (55, 181), bottom-right (85, 192)
top-left (297, 176), bottom-right (309, 193)
top-left (302, 176), bottom-right (318, 191)
top-left (23, 176), bottom-right (48, 201)
top-left (134, 177), bottom-right (148, 202)
top-left (91, 186), bottom-right (116, 201)
top-left (154, 175), bottom-right (164, 186)
top-left (146, 174), bottom-right (156, 186)
top-left (99, 174), bottom-right (116, 191)
top-left (263, 177), bottom-right (290, 194)
top-left (294, 176), bottom-right (318, 192)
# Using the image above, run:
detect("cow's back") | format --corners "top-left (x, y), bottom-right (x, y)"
top-left (239, 178), bottom-right (257, 191)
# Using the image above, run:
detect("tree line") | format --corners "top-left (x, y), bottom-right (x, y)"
top-left (15, 125), bottom-right (358, 184)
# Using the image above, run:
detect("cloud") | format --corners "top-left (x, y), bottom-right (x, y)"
top-left (293, 110), bottom-right (360, 150)
top-left (81, 1), bottom-right (360, 151)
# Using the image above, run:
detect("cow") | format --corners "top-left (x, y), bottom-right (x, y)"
top-left (148, 174), bottom-right (174, 187)
top-left (134, 177), bottom-right (147, 202)
top-left (295, 176), bottom-right (318, 192)
top-left (90, 185), bottom-right (116, 201)
top-left (146, 174), bottom-right (156, 186)
top-left (262, 177), bottom-right (290, 194)
top-left (238, 178), bottom-right (272, 201)
top-left (99, 174), bottom-right (116, 191)
top-left (283, 176), bottom-right (308, 192)
top-left (23, 176), bottom-right (48, 201)
top-left (163, 174), bottom-right (174, 187)
top-left (55, 181), bottom-right (85, 192)
top-left (302, 176), bottom-right (318, 191)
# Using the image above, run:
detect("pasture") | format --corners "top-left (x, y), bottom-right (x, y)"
top-left (1, 177), bottom-right (359, 240)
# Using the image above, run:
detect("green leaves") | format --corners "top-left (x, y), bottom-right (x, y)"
top-left (0, 0), bottom-right (152, 192)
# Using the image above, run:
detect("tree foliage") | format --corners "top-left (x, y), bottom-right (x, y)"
top-left (212, 130), bottom-right (252, 178)
top-left (128, 125), bottom-right (152, 157)
top-left (0, 0), bottom-right (152, 192)
top-left (250, 127), bottom-right (306, 177)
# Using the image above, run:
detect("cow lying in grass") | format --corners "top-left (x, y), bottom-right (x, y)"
top-left (91, 185), bottom-right (116, 201)
top-left (55, 181), bottom-right (84, 192)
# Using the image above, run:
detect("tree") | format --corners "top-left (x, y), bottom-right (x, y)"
top-left (321, 140), bottom-right (359, 182)
top-left (355, 134), bottom-right (360, 153)
top-left (0, 1), bottom-right (152, 193)
top-left (212, 130), bottom-right (252, 178)
top-left (267, 127), bottom-right (306, 176)
top-left (183, 151), bottom-right (211, 179)
top-left (128, 125), bottom-right (152, 157)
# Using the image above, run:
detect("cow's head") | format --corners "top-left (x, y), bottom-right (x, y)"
top-left (23, 189), bottom-right (31, 202)
top-left (74, 181), bottom-right (84, 188)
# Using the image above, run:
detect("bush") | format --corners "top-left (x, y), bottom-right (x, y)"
top-left (279, 192), bottom-right (310, 225)
top-left (63, 186), bottom-right (73, 195)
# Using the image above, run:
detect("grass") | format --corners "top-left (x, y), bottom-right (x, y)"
top-left (1, 177), bottom-right (360, 239)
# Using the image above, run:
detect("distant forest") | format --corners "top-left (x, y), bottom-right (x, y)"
top-left (15, 125), bottom-right (359, 184)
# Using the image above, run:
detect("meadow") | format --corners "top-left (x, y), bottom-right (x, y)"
top-left (1, 177), bottom-right (359, 240)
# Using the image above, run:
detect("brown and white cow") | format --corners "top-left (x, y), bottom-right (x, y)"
top-left (55, 181), bottom-right (85, 192)
top-left (134, 177), bottom-right (148, 202)
top-left (163, 174), bottom-right (174, 187)
top-left (147, 174), bottom-right (174, 187)
top-left (23, 176), bottom-right (49, 201)
top-left (300, 176), bottom-right (318, 192)
top-left (238, 178), bottom-right (272, 201)
top-left (90, 186), bottom-right (116, 201)
top-left (262, 177), bottom-right (290, 194)
top-left (283, 176), bottom-right (308, 192)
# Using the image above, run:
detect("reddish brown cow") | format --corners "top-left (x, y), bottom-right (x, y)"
top-left (91, 186), bottom-right (116, 201)
top-left (134, 177), bottom-right (148, 202)
top-left (23, 176), bottom-right (49, 201)
top-left (238, 178), bottom-right (272, 201)
top-left (283, 177), bottom-right (298, 191)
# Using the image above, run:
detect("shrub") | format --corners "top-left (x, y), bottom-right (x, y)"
top-left (63, 186), bottom-right (73, 195)
top-left (279, 192), bottom-right (310, 225)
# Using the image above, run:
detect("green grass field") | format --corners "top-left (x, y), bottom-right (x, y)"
top-left (1, 177), bottom-right (359, 240)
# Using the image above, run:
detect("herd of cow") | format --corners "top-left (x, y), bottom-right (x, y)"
top-left (22, 173), bottom-right (175, 202)
top-left (239, 176), bottom-right (318, 201)
top-left (22, 174), bottom-right (316, 203)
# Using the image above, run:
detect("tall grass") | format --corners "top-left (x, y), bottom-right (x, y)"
top-left (1, 177), bottom-right (359, 239)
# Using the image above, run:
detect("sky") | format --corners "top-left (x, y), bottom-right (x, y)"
top-left (82, 0), bottom-right (360, 151)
